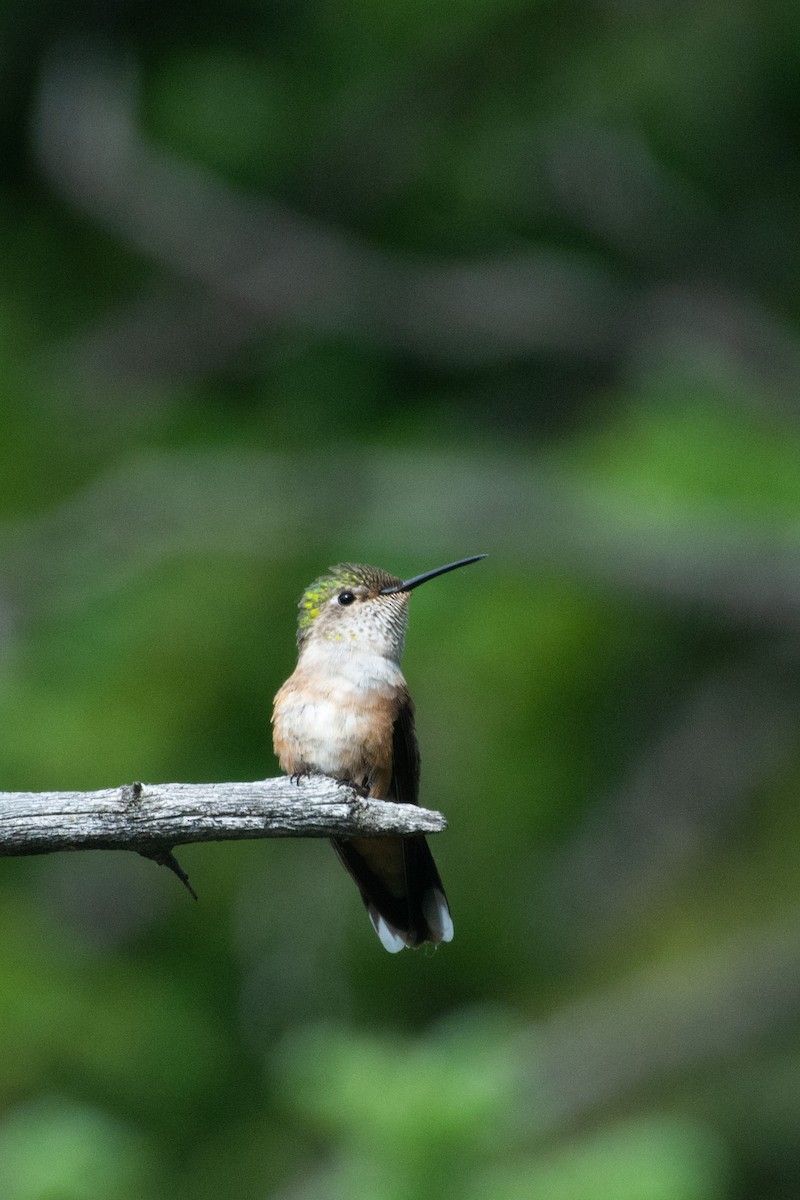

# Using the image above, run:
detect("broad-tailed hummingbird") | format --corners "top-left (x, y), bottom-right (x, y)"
top-left (272, 555), bottom-right (486, 951)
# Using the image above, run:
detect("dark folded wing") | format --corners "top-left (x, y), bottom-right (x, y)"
top-left (332, 691), bottom-right (453, 950)
top-left (390, 692), bottom-right (420, 806)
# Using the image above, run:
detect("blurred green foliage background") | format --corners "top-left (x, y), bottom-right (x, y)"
top-left (3, 1), bottom-right (800, 1196)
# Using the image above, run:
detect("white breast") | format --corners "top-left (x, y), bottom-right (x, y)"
top-left (273, 645), bottom-right (406, 779)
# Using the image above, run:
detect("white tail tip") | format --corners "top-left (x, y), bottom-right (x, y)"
top-left (369, 910), bottom-right (406, 953)
top-left (424, 888), bottom-right (454, 943)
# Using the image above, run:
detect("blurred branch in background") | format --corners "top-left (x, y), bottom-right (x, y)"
top-left (3, 449), bottom-right (800, 630)
top-left (31, 40), bottom-right (622, 386)
top-left (0, 775), bottom-right (446, 857)
top-left (532, 909), bottom-right (800, 1132)
top-left (30, 41), bottom-right (800, 421)
top-left (544, 123), bottom-right (800, 418)
top-left (539, 654), bottom-right (800, 952)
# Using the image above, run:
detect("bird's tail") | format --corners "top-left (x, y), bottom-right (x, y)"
top-left (331, 835), bottom-right (453, 953)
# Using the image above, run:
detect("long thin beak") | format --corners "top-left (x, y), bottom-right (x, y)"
top-left (379, 554), bottom-right (487, 595)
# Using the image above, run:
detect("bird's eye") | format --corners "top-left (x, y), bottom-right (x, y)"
top-left (337, 590), bottom-right (356, 606)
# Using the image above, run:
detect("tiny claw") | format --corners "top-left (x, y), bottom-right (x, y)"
top-left (338, 777), bottom-right (376, 816)
top-left (335, 777), bottom-right (371, 804)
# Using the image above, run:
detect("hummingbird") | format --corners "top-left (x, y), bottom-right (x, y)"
top-left (272, 555), bottom-right (486, 952)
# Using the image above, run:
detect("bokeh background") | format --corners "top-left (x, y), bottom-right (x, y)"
top-left (3, 1), bottom-right (800, 1197)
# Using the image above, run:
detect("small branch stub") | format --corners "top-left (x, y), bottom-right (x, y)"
top-left (0, 775), bottom-right (448, 859)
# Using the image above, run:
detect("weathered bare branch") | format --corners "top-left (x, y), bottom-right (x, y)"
top-left (0, 776), bottom-right (446, 858)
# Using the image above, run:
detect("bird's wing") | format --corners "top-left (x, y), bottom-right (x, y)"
top-left (389, 691), bottom-right (421, 806)
top-left (332, 689), bottom-right (452, 950)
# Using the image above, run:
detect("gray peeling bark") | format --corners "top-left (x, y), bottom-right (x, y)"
top-left (0, 775), bottom-right (446, 878)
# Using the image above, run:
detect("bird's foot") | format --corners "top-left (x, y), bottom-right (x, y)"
top-left (335, 776), bottom-right (371, 807)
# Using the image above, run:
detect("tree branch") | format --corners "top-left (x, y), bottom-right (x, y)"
top-left (0, 776), bottom-right (447, 858)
